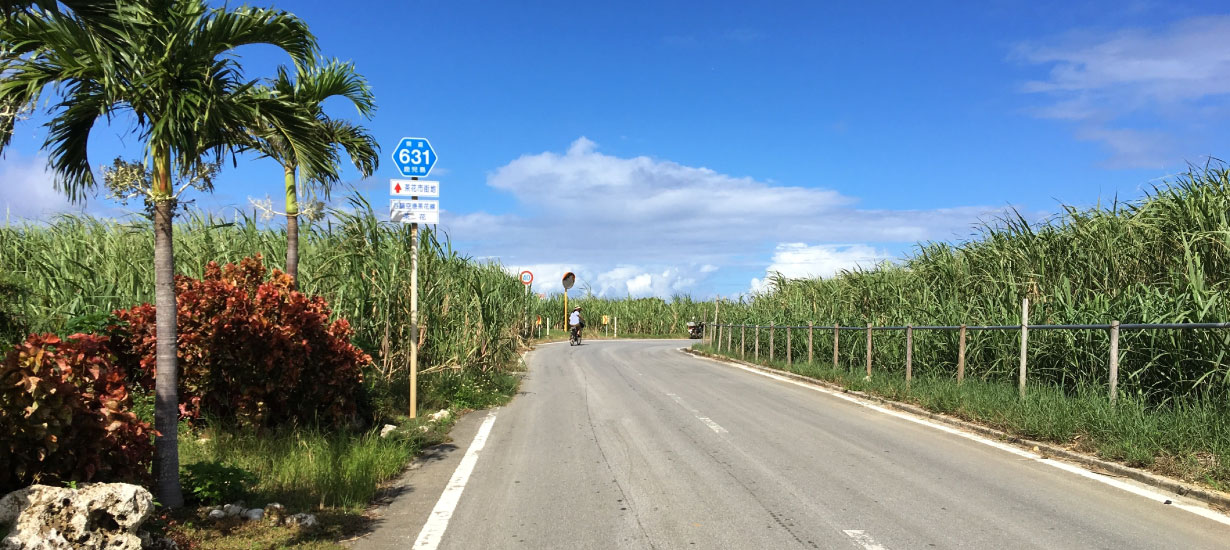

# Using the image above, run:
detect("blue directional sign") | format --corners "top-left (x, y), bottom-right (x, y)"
top-left (392, 137), bottom-right (436, 178)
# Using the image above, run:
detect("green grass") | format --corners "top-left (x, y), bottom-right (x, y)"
top-left (177, 417), bottom-right (452, 512)
top-left (697, 343), bottom-right (1230, 490)
top-left (143, 360), bottom-right (523, 547)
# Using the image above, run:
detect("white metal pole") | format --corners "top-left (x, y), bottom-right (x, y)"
top-left (409, 218), bottom-right (418, 419)
top-left (1019, 297), bottom-right (1029, 399)
top-left (1109, 320), bottom-right (1120, 402)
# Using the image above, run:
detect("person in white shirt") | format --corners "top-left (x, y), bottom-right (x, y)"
top-left (569, 306), bottom-right (584, 339)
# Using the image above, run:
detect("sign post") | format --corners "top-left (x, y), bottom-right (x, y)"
top-left (520, 271), bottom-right (533, 337)
top-left (390, 137), bottom-right (438, 419)
top-left (562, 272), bottom-right (575, 331)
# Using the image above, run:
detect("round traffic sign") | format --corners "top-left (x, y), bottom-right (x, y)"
top-left (520, 270), bottom-right (533, 285)
top-left (562, 272), bottom-right (575, 290)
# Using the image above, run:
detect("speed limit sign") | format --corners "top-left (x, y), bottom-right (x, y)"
top-left (520, 271), bottom-right (533, 285)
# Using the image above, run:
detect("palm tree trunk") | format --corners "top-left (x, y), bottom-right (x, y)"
top-left (283, 165), bottom-right (299, 287)
top-left (152, 149), bottom-right (184, 509)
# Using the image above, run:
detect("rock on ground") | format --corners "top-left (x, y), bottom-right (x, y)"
top-left (0, 483), bottom-right (153, 550)
top-left (285, 513), bottom-right (317, 529)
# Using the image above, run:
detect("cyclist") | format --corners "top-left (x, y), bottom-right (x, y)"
top-left (569, 306), bottom-right (584, 342)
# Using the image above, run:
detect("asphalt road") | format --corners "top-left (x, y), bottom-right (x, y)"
top-left (376, 340), bottom-right (1230, 550)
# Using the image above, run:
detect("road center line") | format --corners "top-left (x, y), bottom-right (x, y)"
top-left (843, 529), bottom-right (890, 550)
top-left (413, 409), bottom-right (499, 550)
top-left (666, 392), bottom-right (728, 434)
top-left (686, 350), bottom-right (1230, 528)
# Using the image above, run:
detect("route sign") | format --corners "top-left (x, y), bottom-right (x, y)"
top-left (392, 137), bottom-right (436, 178)
top-left (390, 179), bottom-right (439, 197)
top-left (520, 271), bottom-right (533, 285)
top-left (390, 199), bottom-right (439, 224)
top-left (562, 272), bottom-right (575, 290)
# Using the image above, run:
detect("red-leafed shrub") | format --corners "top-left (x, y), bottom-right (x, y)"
top-left (0, 333), bottom-right (154, 494)
top-left (114, 255), bottom-right (368, 428)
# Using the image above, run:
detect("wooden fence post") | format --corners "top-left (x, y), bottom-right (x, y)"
top-left (741, 325), bottom-right (746, 359)
top-left (957, 324), bottom-right (967, 384)
top-left (906, 325), bottom-right (913, 387)
top-left (755, 325), bottom-right (760, 361)
top-left (770, 324), bottom-right (775, 362)
top-left (727, 321), bottom-right (732, 351)
top-left (1019, 297), bottom-right (1029, 398)
top-left (1109, 320), bottom-right (1120, 402)
top-left (808, 322), bottom-right (814, 364)
top-left (833, 324), bottom-right (840, 369)
top-left (716, 323), bottom-right (722, 351)
top-left (865, 322), bottom-right (873, 378)
top-left (787, 327), bottom-right (792, 366)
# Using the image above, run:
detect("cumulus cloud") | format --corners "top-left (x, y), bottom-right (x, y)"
top-left (452, 138), bottom-right (998, 298)
top-left (1014, 15), bottom-right (1230, 168)
top-left (0, 153), bottom-right (85, 220)
top-left (749, 243), bottom-right (889, 294)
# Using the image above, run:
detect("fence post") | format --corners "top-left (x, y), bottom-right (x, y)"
top-left (906, 325), bottom-right (913, 387)
top-left (727, 322), bottom-right (732, 351)
top-left (770, 324), bottom-right (775, 362)
top-left (1019, 297), bottom-right (1029, 399)
top-left (808, 322), bottom-right (814, 364)
top-left (1109, 320), bottom-right (1120, 403)
top-left (787, 327), bottom-right (792, 366)
top-left (957, 324), bottom-right (967, 384)
top-left (755, 325), bottom-right (760, 361)
top-left (547, 317), bottom-right (550, 338)
top-left (865, 323), bottom-right (873, 378)
top-left (741, 325), bottom-right (746, 359)
top-left (615, 316), bottom-right (619, 339)
top-left (716, 323), bottom-right (722, 351)
top-left (833, 324), bottom-right (840, 369)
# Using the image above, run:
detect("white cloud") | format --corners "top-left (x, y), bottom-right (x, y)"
top-left (1014, 15), bottom-right (1230, 168)
top-left (749, 243), bottom-right (889, 294)
top-left (0, 153), bottom-right (85, 220)
top-left (449, 138), bottom-right (998, 298)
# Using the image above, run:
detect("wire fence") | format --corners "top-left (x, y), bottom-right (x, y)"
top-left (704, 298), bottom-right (1230, 401)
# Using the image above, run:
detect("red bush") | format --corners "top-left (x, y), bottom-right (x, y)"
top-left (0, 333), bottom-right (153, 494)
top-left (114, 255), bottom-right (368, 428)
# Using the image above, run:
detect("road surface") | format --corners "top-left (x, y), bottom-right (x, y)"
top-left (359, 339), bottom-right (1230, 550)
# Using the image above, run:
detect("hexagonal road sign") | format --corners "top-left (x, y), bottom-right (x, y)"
top-left (392, 137), bottom-right (436, 178)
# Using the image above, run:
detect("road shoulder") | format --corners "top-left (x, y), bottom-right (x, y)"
top-left (681, 346), bottom-right (1230, 518)
top-left (345, 408), bottom-right (492, 550)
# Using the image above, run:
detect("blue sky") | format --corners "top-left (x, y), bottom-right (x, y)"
top-left (3, 0), bottom-right (1228, 298)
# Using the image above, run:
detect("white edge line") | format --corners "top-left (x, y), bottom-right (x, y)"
top-left (843, 529), bottom-right (891, 550)
top-left (413, 409), bottom-right (500, 549)
top-left (666, 392), bottom-right (728, 434)
top-left (687, 351), bottom-right (1230, 528)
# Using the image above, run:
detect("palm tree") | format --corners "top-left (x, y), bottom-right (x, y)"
top-left (0, 0), bottom-right (331, 508)
top-left (249, 60), bottom-right (379, 285)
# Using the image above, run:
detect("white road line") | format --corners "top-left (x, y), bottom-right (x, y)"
top-left (687, 351), bottom-right (1230, 528)
top-left (666, 392), bottom-right (728, 434)
top-left (413, 409), bottom-right (499, 550)
top-left (843, 529), bottom-right (890, 550)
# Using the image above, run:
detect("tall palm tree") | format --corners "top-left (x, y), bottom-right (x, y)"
top-left (0, 0), bottom-right (331, 508)
top-left (249, 60), bottom-right (379, 284)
